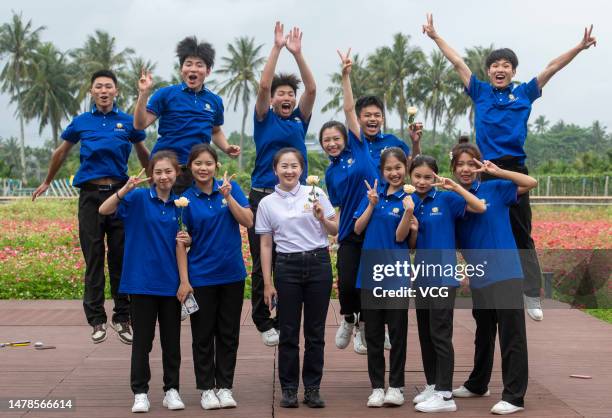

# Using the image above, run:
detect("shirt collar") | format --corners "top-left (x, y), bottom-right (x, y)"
top-left (274, 183), bottom-right (301, 198)
top-left (328, 147), bottom-right (351, 164)
top-left (192, 179), bottom-right (220, 197)
top-left (180, 81), bottom-right (206, 94)
top-left (379, 183), bottom-right (406, 200)
top-left (493, 82), bottom-right (515, 94)
top-left (91, 103), bottom-right (119, 115)
top-left (149, 185), bottom-right (177, 203)
top-left (469, 180), bottom-right (481, 193)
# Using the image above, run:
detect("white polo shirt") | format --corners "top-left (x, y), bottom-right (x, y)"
top-left (255, 183), bottom-right (336, 253)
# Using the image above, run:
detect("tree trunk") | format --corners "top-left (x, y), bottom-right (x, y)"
top-left (239, 98), bottom-right (248, 171)
top-left (19, 114), bottom-right (27, 185)
top-left (432, 107), bottom-right (438, 146)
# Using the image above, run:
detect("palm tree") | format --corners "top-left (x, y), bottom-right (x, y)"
top-left (418, 50), bottom-right (451, 145)
top-left (20, 42), bottom-right (79, 147)
top-left (321, 53), bottom-right (369, 115)
top-left (70, 30), bottom-right (134, 110)
top-left (533, 115), bottom-right (549, 135)
top-left (0, 11), bottom-right (45, 183)
top-left (214, 36), bottom-right (265, 170)
top-left (117, 56), bottom-right (166, 113)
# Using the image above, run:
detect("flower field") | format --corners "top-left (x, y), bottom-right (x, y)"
top-left (0, 199), bottom-right (610, 319)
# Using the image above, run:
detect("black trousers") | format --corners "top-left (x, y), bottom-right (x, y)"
top-left (483, 161), bottom-right (543, 297)
top-left (275, 248), bottom-right (333, 390)
top-left (337, 232), bottom-right (363, 319)
top-left (130, 294), bottom-right (181, 394)
top-left (363, 308), bottom-right (408, 388)
top-left (464, 279), bottom-right (528, 407)
top-left (415, 287), bottom-right (457, 392)
top-left (191, 280), bottom-right (245, 390)
top-left (247, 189), bottom-right (278, 332)
top-left (78, 187), bottom-right (129, 326)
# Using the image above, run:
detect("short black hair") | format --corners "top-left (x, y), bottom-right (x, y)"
top-left (355, 95), bottom-right (385, 118)
top-left (485, 48), bottom-right (519, 69)
top-left (90, 69), bottom-right (117, 86)
top-left (318, 120), bottom-right (347, 147)
top-left (271, 73), bottom-right (301, 96)
top-left (176, 36), bottom-right (215, 68)
top-left (409, 155), bottom-right (439, 175)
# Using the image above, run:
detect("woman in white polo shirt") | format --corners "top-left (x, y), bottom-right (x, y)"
top-left (256, 147), bottom-right (338, 409)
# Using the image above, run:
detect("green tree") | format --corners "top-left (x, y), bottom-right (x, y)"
top-left (214, 36), bottom-right (265, 170)
top-left (117, 56), bottom-right (166, 113)
top-left (70, 30), bottom-right (134, 109)
top-left (534, 115), bottom-right (549, 134)
top-left (20, 42), bottom-right (78, 147)
top-left (0, 11), bottom-right (45, 183)
top-left (322, 53), bottom-right (369, 114)
top-left (418, 50), bottom-right (451, 145)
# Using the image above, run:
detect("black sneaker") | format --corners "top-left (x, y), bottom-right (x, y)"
top-left (303, 387), bottom-right (325, 408)
top-left (111, 321), bottom-right (133, 345)
top-left (280, 389), bottom-right (298, 408)
top-left (91, 323), bottom-right (107, 344)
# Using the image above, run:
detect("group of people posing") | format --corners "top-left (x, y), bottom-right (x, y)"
top-left (33, 14), bottom-right (596, 415)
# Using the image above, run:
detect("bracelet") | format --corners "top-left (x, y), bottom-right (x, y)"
top-left (115, 192), bottom-right (123, 201)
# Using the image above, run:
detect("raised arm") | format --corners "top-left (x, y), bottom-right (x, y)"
top-left (337, 48), bottom-right (361, 138)
top-left (537, 25), bottom-right (596, 89)
top-left (133, 69), bottom-right (158, 130)
top-left (354, 180), bottom-right (379, 235)
top-left (473, 159), bottom-right (538, 195)
top-left (255, 22), bottom-right (285, 121)
top-left (32, 140), bottom-right (74, 201)
top-left (422, 13), bottom-right (472, 88)
top-left (286, 27), bottom-right (316, 121)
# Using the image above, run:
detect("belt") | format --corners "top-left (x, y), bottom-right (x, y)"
top-left (251, 187), bottom-right (275, 194)
top-left (277, 247), bottom-right (329, 257)
top-left (80, 182), bottom-right (125, 192)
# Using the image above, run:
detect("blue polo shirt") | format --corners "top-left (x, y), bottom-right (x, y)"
top-left (456, 180), bottom-right (523, 288)
top-left (116, 187), bottom-right (180, 296)
top-left (251, 108), bottom-right (309, 188)
top-left (354, 185), bottom-right (411, 289)
top-left (148, 82), bottom-right (224, 164)
top-left (182, 180), bottom-right (249, 287)
top-left (61, 104), bottom-right (146, 187)
top-left (412, 188), bottom-right (466, 288)
top-left (466, 75), bottom-right (541, 164)
top-left (366, 132), bottom-right (410, 170)
top-left (325, 130), bottom-right (379, 243)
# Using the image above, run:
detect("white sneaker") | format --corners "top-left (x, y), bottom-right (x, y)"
top-left (353, 329), bottom-right (367, 355)
top-left (216, 388), bottom-right (237, 408)
top-left (452, 385), bottom-right (490, 398)
top-left (261, 328), bottom-right (279, 346)
top-left (491, 400), bottom-right (524, 415)
top-left (413, 384), bottom-right (435, 404)
top-left (162, 388), bottom-right (185, 410)
top-left (131, 393), bottom-right (150, 413)
top-left (525, 295), bottom-right (543, 321)
top-left (335, 318), bottom-right (354, 349)
top-left (200, 389), bottom-right (221, 410)
top-left (384, 387), bottom-right (404, 406)
top-left (415, 392), bottom-right (457, 413)
top-left (367, 388), bottom-right (385, 407)
top-left (384, 329), bottom-right (392, 350)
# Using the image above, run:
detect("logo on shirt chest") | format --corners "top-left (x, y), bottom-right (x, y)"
top-left (221, 198), bottom-right (227, 207)
top-left (430, 207), bottom-right (442, 216)
top-left (508, 93), bottom-right (517, 102)
top-left (203, 103), bottom-right (213, 112)
top-left (114, 122), bottom-right (126, 132)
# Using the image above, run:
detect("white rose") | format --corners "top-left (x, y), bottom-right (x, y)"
top-left (306, 175), bottom-right (320, 186)
top-left (403, 184), bottom-right (416, 194)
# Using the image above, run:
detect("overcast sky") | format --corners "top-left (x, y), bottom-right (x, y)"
top-left (1, 0), bottom-right (610, 147)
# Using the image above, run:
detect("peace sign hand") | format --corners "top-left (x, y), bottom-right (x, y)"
top-left (285, 27), bottom-right (303, 56)
top-left (364, 179), bottom-right (379, 207)
top-left (273, 21), bottom-right (286, 49)
top-left (336, 48), bottom-right (353, 76)
top-left (119, 168), bottom-right (150, 197)
top-left (138, 68), bottom-right (153, 95)
top-left (579, 24), bottom-right (596, 50)
top-left (432, 173), bottom-right (458, 191)
top-left (422, 13), bottom-right (438, 39)
top-left (219, 171), bottom-right (236, 198)
top-left (472, 158), bottom-right (501, 175)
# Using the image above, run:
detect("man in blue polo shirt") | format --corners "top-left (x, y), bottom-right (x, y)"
top-left (248, 22), bottom-right (316, 347)
top-left (355, 95), bottom-right (422, 169)
top-left (33, 70), bottom-right (149, 344)
top-left (134, 36), bottom-right (240, 193)
top-left (423, 13), bottom-right (597, 321)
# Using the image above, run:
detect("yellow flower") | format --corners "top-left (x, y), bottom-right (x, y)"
top-left (174, 197), bottom-right (190, 207)
top-left (306, 175), bottom-right (320, 186)
top-left (403, 184), bottom-right (416, 194)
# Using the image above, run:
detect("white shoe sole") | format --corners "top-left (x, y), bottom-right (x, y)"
top-left (384, 399), bottom-right (404, 406)
top-left (415, 404), bottom-right (457, 412)
top-left (220, 402), bottom-right (237, 408)
top-left (92, 334), bottom-right (107, 344)
top-left (131, 405), bottom-right (149, 413)
top-left (367, 401), bottom-right (384, 407)
top-left (491, 405), bottom-right (524, 415)
top-left (162, 400), bottom-right (185, 410)
top-left (453, 388), bottom-right (491, 398)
